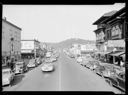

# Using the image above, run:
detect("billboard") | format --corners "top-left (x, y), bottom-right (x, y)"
top-left (21, 41), bottom-right (34, 50)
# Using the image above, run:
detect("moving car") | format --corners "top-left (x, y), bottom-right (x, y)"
top-left (41, 63), bottom-right (54, 72)
top-left (2, 68), bottom-right (15, 86)
top-left (27, 59), bottom-right (36, 68)
top-left (14, 61), bottom-right (28, 74)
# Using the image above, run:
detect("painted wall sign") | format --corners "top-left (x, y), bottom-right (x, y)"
top-left (21, 41), bottom-right (34, 50)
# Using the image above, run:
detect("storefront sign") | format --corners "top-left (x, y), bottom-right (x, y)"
top-left (21, 50), bottom-right (32, 53)
top-left (107, 40), bottom-right (125, 47)
top-left (111, 24), bottom-right (122, 39)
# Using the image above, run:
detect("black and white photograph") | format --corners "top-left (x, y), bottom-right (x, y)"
top-left (2, 2), bottom-right (126, 94)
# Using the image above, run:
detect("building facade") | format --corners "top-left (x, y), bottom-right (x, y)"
top-left (21, 39), bottom-right (42, 58)
top-left (93, 7), bottom-right (126, 64)
top-left (2, 18), bottom-right (22, 65)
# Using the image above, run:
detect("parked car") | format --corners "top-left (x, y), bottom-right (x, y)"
top-left (14, 61), bottom-right (28, 74)
top-left (45, 58), bottom-right (52, 63)
top-left (35, 58), bottom-right (42, 65)
top-left (2, 68), bottom-right (15, 86)
top-left (27, 59), bottom-right (36, 68)
top-left (41, 63), bottom-right (54, 72)
top-left (105, 71), bottom-right (125, 92)
top-left (91, 61), bottom-right (101, 70)
top-left (76, 56), bottom-right (83, 63)
top-left (50, 57), bottom-right (57, 62)
top-left (46, 52), bottom-right (52, 58)
top-left (93, 65), bottom-right (106, 76)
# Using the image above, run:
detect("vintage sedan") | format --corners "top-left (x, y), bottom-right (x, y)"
top-left (2, 68), bottom-right (15, 86)
top-left (14, 61), bottom-right (28, 74)
top-left (27, 59), bottom-right (36, 68)
top-left (76, 56), bottom-right (83, 63)
top-left (41, 63), bottom-right (54, 72)
top-left (105, 71), bottom-right (125, 92)
top-left (93, 65), bottom-right (106, 76)
top-left (35, 58), bottom-right (42, 65)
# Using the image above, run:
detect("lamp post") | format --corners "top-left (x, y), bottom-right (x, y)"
top-left (10, 37), bottom-right (14, 60)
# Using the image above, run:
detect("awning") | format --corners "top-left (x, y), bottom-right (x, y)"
top-left (109, 51), bottom-right (125, 56)
top-left (95, 51), bottom-right (111, 55)
top-left (120, 54), bottom-right (125, 60)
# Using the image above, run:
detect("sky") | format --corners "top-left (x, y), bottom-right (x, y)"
top-left (3, 3), bottom-right (125, 43)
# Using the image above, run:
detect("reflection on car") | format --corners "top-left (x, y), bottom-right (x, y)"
top-left (2, 68), bottom-right (15, 86)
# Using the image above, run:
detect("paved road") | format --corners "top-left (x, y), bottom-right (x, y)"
top-left (3, 51), bottom-right (122, 93)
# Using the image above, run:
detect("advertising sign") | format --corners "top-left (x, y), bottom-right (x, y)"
top-left (21, 41), bottom-right (34, 50)
top-left (21, 50), bottom-right (32, 53)
top-left (111, 23), bottom-right (122, 39)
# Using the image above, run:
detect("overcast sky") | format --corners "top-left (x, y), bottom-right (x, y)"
top-left (3, 3), bottom-right (125, 43)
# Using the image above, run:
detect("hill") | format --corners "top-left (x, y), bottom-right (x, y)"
top-left (40, 38), bottom-right (96, 50)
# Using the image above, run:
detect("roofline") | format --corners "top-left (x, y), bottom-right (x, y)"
top-left (102, 7), bottom-right (126, 24)
top-left (2, 19), bottom-right (22, 30)
top-left (93, 16), bottom-right (106, 25)
top-left (21, 39), bottom-right (40, 43)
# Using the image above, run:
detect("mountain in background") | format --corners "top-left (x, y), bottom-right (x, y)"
top-left (40, 38), bottom-right (96, 50)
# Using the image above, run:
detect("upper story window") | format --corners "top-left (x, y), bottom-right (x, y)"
top-left (111, 23), bottom-right (122, 39)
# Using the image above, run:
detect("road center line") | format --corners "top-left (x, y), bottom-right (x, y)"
top-left (59, 53), bottom-right (61, 91)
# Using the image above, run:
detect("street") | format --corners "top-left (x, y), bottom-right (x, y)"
top-left (3, 51), bottom-right (121, 93)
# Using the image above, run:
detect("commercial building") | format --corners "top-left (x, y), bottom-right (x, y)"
top-left (2, 17), bottom-right (22, 65)
top-left (93, 7), bottom-right (126, 65)
top-left (21, 39), bottom-right (43, 59)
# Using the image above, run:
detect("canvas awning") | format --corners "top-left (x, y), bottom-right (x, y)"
top-left (109, 51), bottom-right (125, 56)
top-left (120, 54), bottom-right (125, 60)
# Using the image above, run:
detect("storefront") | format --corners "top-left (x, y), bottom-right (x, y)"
top-left (108, 51), bottom-right (125, 66)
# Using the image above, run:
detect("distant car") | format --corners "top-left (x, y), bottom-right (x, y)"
top-left (14, 61), bottom-right (28, 74)
top-left (2, 68), bottom-right (15, 86)
top-left (41, 63), bottom-right (54, 72)
top-left (76, 56), bottom-right (83, 63)
top-left (46, 52), bottom-right (52, 58)
top-left (45, 58), bottom-right (52, 63)
top-left (50, 57), bottom-right (57, 62)
top-left (27, 59), bottom-right (36, 68)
